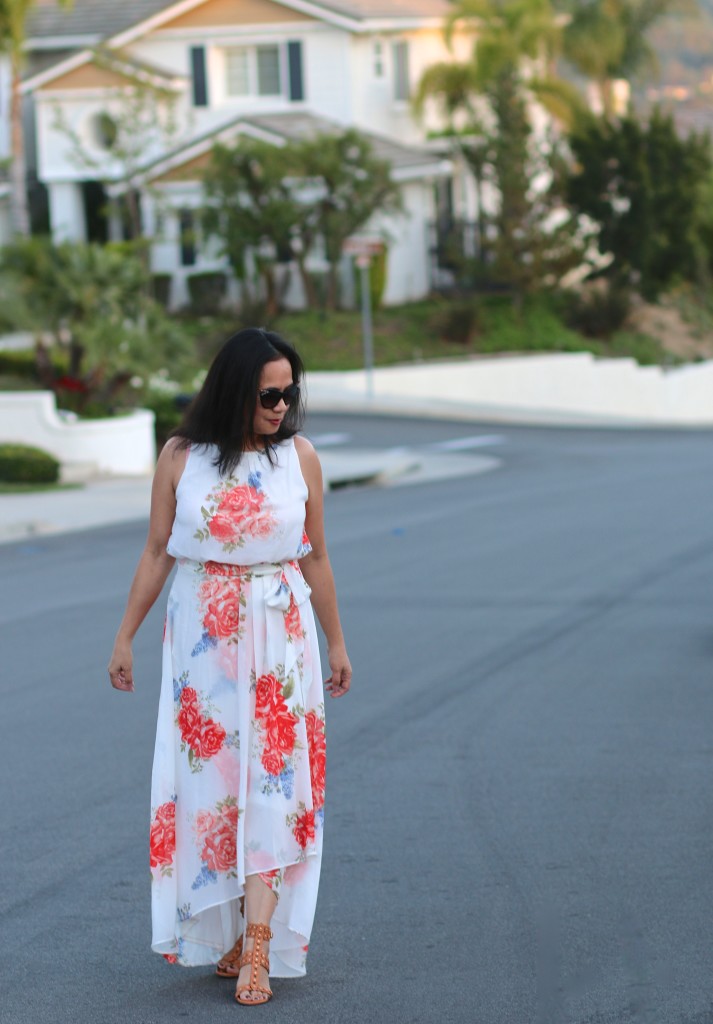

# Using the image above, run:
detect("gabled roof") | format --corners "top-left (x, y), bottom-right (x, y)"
top-left (27, 0), bottom-right (173, 41)
top-left (308, 0), bottom-right (451, 16)
top-left (136, 109), bottom-right (451, 186)
top-left (26, 0), bottom-right (451, 42)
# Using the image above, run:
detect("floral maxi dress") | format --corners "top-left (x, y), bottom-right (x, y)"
top-left (149, 439), bottom-right (325, 976)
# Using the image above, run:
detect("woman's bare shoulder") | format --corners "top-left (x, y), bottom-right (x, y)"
top-left (294, 434), bottom-right (316, 458)
top-left (155, 436), bottom-right (188, 490)
top-left (294, 435), bottom-right (322, 488)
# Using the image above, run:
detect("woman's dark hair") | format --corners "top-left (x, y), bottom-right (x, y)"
top-left (173, 327), bottom-right (305, 476)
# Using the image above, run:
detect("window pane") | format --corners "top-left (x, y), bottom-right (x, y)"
top-left (225, 48), bottom-right (249, 96)
top-left (373, 41), bottom-right (383, 78)
top-left (257, 45), bottom-right (281, 96)
top-left (392, 40), bottom-right (410, 101)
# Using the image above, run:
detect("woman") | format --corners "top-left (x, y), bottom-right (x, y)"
top-left (108, 327), bottom-right (351, 1006)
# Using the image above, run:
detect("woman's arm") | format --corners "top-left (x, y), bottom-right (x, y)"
top-left (107, 439), bottom-right (184, 693)
top-left (295, 435), bottom-right (351, 698)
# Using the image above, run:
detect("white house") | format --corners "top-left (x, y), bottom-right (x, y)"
top-left (20, 0), bottom-right (476, 306)
top-left (0, 55), bottom-right (12, 243)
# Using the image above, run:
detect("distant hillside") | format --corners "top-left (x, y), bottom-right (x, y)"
top-left (633, 2), bottom-right (713, 133)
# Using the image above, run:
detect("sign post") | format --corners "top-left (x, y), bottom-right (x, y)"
top-left (343, 236), bottom-right (384, 401)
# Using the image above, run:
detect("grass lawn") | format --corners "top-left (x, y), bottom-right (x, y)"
top-left (175, 295), bottom-right (669, 377)
top-left (0, 481), bottom-right (81, 494)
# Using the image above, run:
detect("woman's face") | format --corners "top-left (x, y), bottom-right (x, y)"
top-left (252, 357), bottom-right (294, 438)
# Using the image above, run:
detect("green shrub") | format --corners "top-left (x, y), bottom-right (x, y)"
top-left (143, 391), bottom-right (185, 448)
top-left (187, 272), bottom-right (227, 316)
top-left (0, 349), bottom-right (37, 378)
top-left (429, 301), bottom-right (481, 344)
top-left (151, 273), bottom-right (173, 308)
top-left (561, 285), bottom-right (632, 338)
top-left (0, 443), bottom-right (60, 483)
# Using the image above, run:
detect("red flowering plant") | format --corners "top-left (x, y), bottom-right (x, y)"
top-left (0, 238), bottom-right (191, 418)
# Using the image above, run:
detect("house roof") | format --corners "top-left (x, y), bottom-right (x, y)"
top-left (137, 109), bottom-right (451, 185)
top-left (311, 0), bottom-right (451, 17)
top-left (26, 0), bottom-right (173, 41)
top-left (245, 111), bottom-right (445, 170)
top-left (26, 0), bottom-right (451, 42)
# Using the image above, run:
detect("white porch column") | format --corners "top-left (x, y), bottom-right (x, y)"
top-left (47, 181), bottom-right (86, 242)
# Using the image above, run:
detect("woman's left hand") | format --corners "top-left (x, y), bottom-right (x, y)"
top-left (325, 645), bottom-right (352, 698)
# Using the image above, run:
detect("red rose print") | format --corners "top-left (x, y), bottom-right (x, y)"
top-left (202, 823), bottom-right (237, 872)
top-left (199, 578), bottom-right (241, 639)
top-left (180, 686), bottom-right (198, 707)
top-left (177, 701), bottom-right (202, 748)
top-left (293, 809), bottom-right (315, 849)
top-left (284, 593), bottom-right (302, 639)
top-left (305, 712), bottom-right (326, 811)
top-left (205, 561), bottom-right (236, 577)
top-left (206, 485), bottom-right (276, 545)
top-left (264, 708), bottom-right (298, 755)
top-left (220, 803), bottom-right (239, 831)
top-left (261, 749), bottom-right (285, 777)
top-left (196, 718), bottom-right (226, 759)
top-left (150, 801), bottom-right (176, 868)
top-left (246, 509), bottom-right (275, 538)
top-left (195, 810), bottom-right (217, 836)
top-left (254, 673), bottom-right (283, 719)
top-left (205, 511), bottom-right (235, 543)
top-left (163, 953), bottom-right (178, 964)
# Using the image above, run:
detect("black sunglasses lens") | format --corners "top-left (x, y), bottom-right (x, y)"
top-left (260, 385), bottom-right (299, 409)
top-left (260, 390), bottom-right (281, 409)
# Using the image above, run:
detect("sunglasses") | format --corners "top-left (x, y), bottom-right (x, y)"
top-left (259, 384), bottom-right (300, 410)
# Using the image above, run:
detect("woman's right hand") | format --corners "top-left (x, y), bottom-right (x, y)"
top-left (108, 638), bottom-right (135, 693)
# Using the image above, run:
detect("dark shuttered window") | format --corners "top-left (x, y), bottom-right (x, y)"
top-left (179, 209), bottom-right (197, 267)
top-left (190, 46), bottom-right (208, 107)
top-left (287, 40), bottom-right (304, 102)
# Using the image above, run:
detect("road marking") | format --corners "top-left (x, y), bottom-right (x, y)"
top-left (428, 435), bottom-right (506, 451)
top-left (310, 433), bottom-right (352, 447)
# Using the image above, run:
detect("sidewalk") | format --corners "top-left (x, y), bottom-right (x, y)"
top-left (0, 447), bottom-right (424, 544)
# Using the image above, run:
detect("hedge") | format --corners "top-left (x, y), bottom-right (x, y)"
top-left (0, 443), bottom-right (60, 484)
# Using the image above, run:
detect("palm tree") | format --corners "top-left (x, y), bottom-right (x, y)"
top-left (560, 0), bottom-right (678, 116)
top-left (0, 0), bottom-right (72, 235)
top-left (415, 0), bottom-right (587, 303)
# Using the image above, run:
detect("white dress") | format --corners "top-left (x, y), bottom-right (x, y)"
top-left (149, 438), bottom-right (325, 977)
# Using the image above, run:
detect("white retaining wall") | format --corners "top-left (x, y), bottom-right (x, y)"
top-left (0, 392), bottom-right (156, 476)
top-left (306, 353), bottom-right (713, 426)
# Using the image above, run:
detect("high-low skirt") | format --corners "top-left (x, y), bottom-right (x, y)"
top-left (149, 558), bottom-right (325, 976)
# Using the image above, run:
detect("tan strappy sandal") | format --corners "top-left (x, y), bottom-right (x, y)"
top-left (215, 896), bottom-right (246, 977)
top-left (235, 923), bottom-right (273, 1006)
top-left (215, 934), bottom-right (244, 978)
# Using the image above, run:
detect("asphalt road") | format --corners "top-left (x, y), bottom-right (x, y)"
top-left (2, 415), bottom-right (713, 1024)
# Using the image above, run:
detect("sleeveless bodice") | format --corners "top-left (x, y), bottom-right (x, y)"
top-left (167, 438), bottom-right (311, 565)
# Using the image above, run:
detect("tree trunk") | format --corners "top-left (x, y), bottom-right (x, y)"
top-left (325, 263), bottom-right (339, 310)
top-left (10, 52), bottom-right (30, 236)
top-left (296, 255), bottom-right (317, 309)
top-left (262, 265), bottom-right (279, 319)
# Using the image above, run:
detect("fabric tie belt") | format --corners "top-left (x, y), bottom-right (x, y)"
top-left (176, 557), bottom-right (312, 611)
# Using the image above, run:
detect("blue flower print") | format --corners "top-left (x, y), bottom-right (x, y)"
top-left (191, 865), bottom-right (218, 890)
top-left (191, 630), bottom-right (219, 657)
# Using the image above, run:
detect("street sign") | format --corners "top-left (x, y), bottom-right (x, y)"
top-left (342, 236), bottom-right (384, 257)
top-left (342, 238), bottom-right (384, 400)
